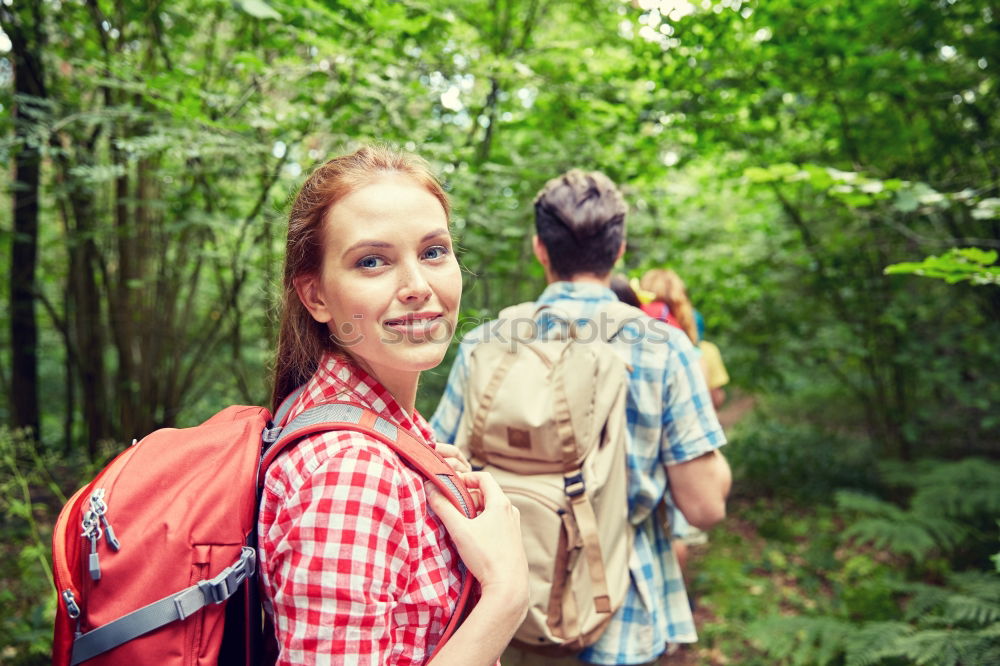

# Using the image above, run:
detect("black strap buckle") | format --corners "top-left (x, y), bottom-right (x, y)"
top-left (564, 473), bottom-right (586, 498)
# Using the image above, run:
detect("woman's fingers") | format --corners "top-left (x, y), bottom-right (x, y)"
top-left (425, 484), bottom-right (463, 525)
top-left (462, 471), bottom-right (502, 503)
top-left (436, 443), bottom-right (471, 473)
top-left (458, 472), bottom-right (515, 518)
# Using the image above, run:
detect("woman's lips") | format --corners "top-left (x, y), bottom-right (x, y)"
top-left (383, 313), bottom-right (446, 338)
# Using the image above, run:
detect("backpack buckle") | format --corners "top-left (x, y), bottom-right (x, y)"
top-left (199, 547), bottom-right (256, 604)
top-left (563, 473), bottom-right (586, 498)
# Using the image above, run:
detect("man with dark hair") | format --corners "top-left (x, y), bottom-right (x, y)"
top-left (433, 169), bottom-right (731, 665)
top-left (532, 169), bottom-right (628, 279)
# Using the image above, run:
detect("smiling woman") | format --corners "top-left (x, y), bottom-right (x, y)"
top-left (293, 172), bottom-right (461, 410)
top-left (260, 145), bottom-right (529, 666)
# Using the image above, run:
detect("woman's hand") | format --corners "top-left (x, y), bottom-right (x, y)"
top-left (425, 472), bottom-right (530, 665)
top-left (426, 472), bottom-right (529, 608)
top-left (436, 443), bottom-right (472, 474)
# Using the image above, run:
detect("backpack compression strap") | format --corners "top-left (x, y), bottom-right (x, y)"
top-left (69, 547), bottom-right (256, 665)
top-left (261, 401), bottom-right (478, 656)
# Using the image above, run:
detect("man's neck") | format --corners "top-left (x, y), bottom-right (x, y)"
top-left (547, 272), bottom-right (612, 287)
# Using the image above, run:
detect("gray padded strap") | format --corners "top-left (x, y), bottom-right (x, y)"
top-left (273, 385), bottom-right (308, 427)
top-left (70, 547), bottom-right (255, 665)
top-left (437, 473), bottom-right (470, 517)
top-left (273, 403), bottom-right (402, 449)
top-left (276, 403), bottom-right (362, 444)
top-left (263, 385), bottom-right (309, 444)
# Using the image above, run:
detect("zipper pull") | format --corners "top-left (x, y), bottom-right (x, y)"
top-left (81, 511), bottom-right (102, 581)
top-left (90, 489), bottom-right (120, 551)
top-left (62, 589), bottom-right (81, 619)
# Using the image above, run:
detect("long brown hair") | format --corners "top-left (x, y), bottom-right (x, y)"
top-left (639, 268), bottom-right (698, 344)
top-left (271, 145), bottom-right (450, 410)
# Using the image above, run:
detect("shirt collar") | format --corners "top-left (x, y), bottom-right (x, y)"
top-left (306, 352), bottom-right (436, 444)
top-left (536, 280), bottom-right (618, 305)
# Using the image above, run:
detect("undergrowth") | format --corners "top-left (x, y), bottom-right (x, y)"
top-left (1, 420), bottom-right (998, 666)
top-left (686, 455), bottom-right (1000, 666)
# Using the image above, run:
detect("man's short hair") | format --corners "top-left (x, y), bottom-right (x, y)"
top-left (534, 169), bottom-right (627, 279)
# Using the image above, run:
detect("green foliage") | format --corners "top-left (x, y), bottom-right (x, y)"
top-left (839, 459), bottom-right (1000, 568)
top-left (747, 615), bottom-right (854, 666)
top-left (886, 248), bottom-right (1000, 286)
top-left (0, 428), bottom-right (61, 663)
top-left (2, 0), bottom-right (997, 458)
top-left (837, 554), bottom-right (903, 622)
top-left (725, 414), bottom-right (880, 503)
top-left (716, 522), bottom-right (1000, 666)
top-left (727, 460), bottom-right (1000, 666)
top-left (1, 0), bottom-right (999, 661)
top-left (837, 491), bottom-right (967, 562)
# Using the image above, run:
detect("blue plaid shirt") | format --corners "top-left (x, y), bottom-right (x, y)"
top-left (432, 282), bottom-right (727, 665)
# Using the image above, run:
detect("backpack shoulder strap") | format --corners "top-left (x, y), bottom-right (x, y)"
top-left (497, 300), bottom-right (642, 344)
top-left (497, 301), bottom-right (538, 321)
top-left (259, 401), bottom-right (477, 656)
top-left (597, 300), bottom-right (646, 343)
top-left (268, 401), bottom-right (475, 515)
top-left (272, 384), bottom-right (308, 428)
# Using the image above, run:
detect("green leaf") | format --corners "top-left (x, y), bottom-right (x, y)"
top-left (744, 166), bottom-right (777, 183)
top-left (893, 189), bottom-right (920, 213)
top-left (885, 248), bottom-right (1000, 286)
top-left (236, 0), bottom-right (281, 21)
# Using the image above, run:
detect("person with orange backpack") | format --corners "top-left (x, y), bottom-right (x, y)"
top-left (637, 268), bottom-right (695, 342)
top-left (258, 146), bottom-right (529, 665)
top-left (51, 146), bottom-right (529, 666)
top-left (636, 268), bottom-right (725, 590)
top-left (432, 170), bottom-right (731, 665)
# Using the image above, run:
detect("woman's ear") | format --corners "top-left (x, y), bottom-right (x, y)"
top-left (293, 274), bottom-right (333, 323)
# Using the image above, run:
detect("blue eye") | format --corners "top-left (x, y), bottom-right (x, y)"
top-left (423, 245), bottom-right (449, 260)
top-left (357, 255), bottom-right (385, 269)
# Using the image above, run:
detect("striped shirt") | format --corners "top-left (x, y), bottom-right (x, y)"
top-left (259, 354), bottom-right (463, 665)
top-left (432, 281), bottom-right (726, 665)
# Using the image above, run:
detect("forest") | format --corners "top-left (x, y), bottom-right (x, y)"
top-left (1, 0), bottom-right (998, 664)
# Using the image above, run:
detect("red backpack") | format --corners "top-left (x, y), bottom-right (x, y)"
top-left (52, 390), bottom-right (476, 665)
top-left (640, 301), bottom-right (682, 331)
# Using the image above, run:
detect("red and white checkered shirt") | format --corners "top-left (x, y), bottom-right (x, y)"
top-left (259, 354), bottom-right (463, 665)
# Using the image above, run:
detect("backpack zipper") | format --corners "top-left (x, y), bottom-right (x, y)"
top-left (80, 488), bottom-right (120, 581)
top-left (53, 444), bottom-right (139, 638)
top-left (89, 488), bottom-right (120, 551)
top-left (62, 589), bottom-right (81, 619)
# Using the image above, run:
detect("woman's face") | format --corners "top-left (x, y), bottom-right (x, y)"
top-left (295, 173), bottom-right (461, 388)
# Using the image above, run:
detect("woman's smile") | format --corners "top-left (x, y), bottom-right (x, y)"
top-left (383, 311), bottom-right (448, 339)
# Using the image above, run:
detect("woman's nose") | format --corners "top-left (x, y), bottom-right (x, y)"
top-left (397, 262), bottom-right (432, 303)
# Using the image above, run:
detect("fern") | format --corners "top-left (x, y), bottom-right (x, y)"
top-left (835, 458), bottom-right (1000, 563)
top-left (892, 625), bottom-right (1000, 666)
top-left (785, 465), bottom-right (1000, 666)
top-left (945, 573), bottom-right (1000, 626)
top-left (898, 580), bottom-right (953, 622)
top-left (837, 490), bottom-right (909, 519)
top-left (843, 621), bottom-right (913, 666)
top-left (879, 458), bottom-right (943, 489)
top-left (747, 615), bottom-right (853, 666)
top-left (836, 491), bottom-right (968, 560)
top-left (907, 458), bottom-right (1000, 521)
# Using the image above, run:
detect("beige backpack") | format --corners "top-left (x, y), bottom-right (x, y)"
top-left (455, 301), bottom-right (637, 653)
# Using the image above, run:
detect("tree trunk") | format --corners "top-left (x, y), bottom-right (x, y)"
top-left (2, 4), bottom-right (47, 439)
top-left (66, 186), bottom-right (110, 454)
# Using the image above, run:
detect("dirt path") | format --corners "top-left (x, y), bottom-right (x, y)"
top-left (716, 392), bottom-right (756, 432)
